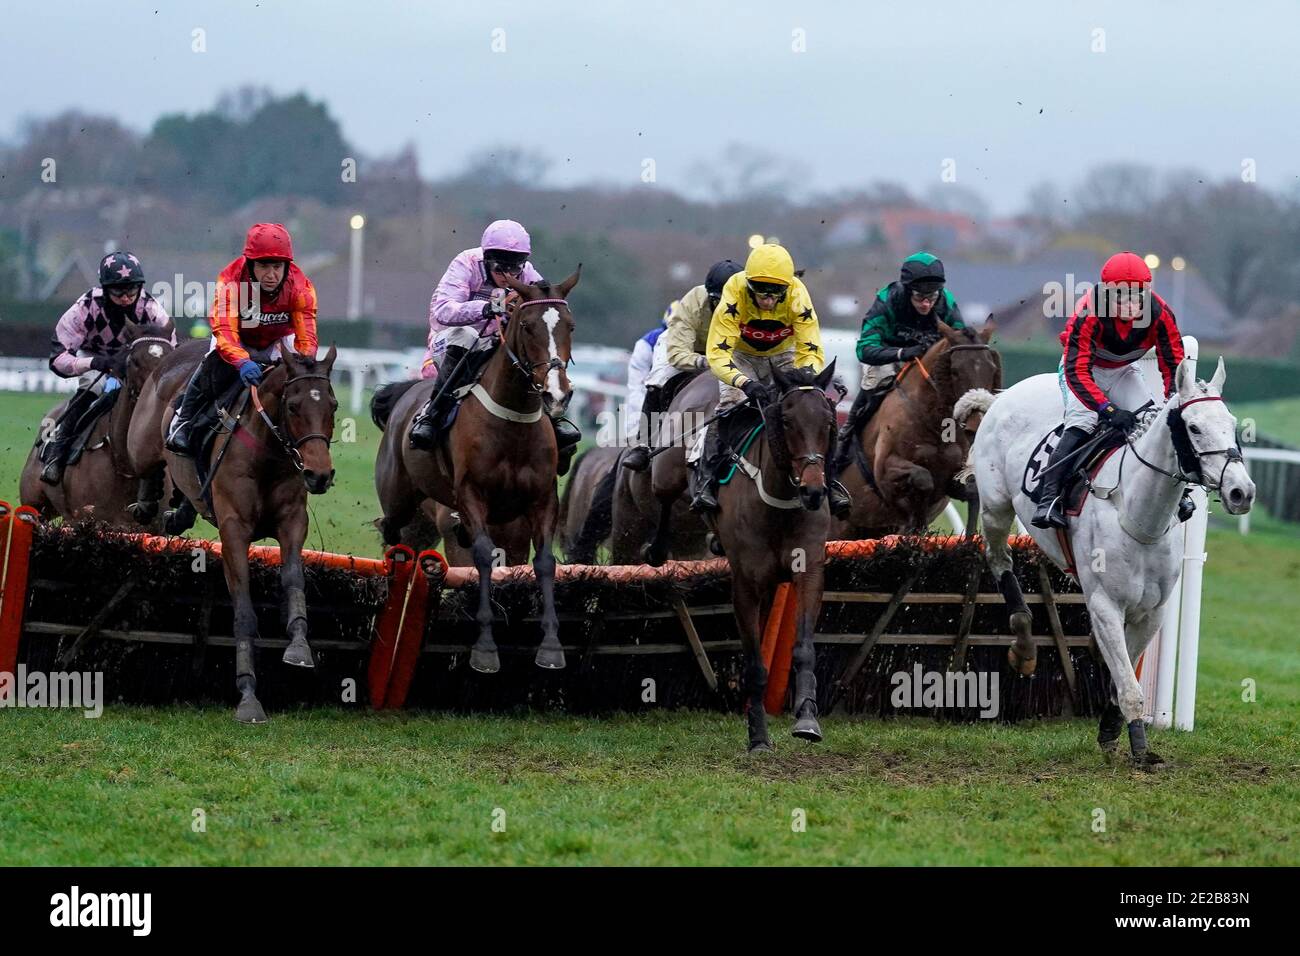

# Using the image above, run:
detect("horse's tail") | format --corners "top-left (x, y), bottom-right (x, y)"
top-left (371, 379), bottom-right (419, 431)
top-left (566, 451), bottom-right (619, 564)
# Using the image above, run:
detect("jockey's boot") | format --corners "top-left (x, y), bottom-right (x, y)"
top-left (1031, 425), bottom-right (1091, 530)
top-left (622, 385), bottom-right (662, 472)
top-left (824, 456), bottom-right (853, 519)
top-left (40, 388), bottom-right (96, 485)
top-left (165, 362), bottom-right (210, 457)
top-left (689, 423), bottom-right (725, 514)
top-left (409, 345), bottom-right (468, 450)
top-left (1178, 488), bottom-right (1196, 522)
top-left (622, 444), bottom-right (651, 472)
top-left (552, 416), bottom-right (582, 477)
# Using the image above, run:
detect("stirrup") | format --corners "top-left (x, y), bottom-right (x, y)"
top-left (1031, 495), bottom-right (1066, 529)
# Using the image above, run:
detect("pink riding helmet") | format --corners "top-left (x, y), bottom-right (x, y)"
top-left (480, 219), bottom-right (531, 255)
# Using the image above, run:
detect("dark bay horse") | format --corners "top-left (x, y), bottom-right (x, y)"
top-left (558, 444), bottom-right (622, 563)
top-left (20, 320), bottom-right (176, 528)
top-left (834, 322), bottom-right (1000, 539)
top-left (711, 360), bottom-right (838, 753)
top-left (373, 269), bottom-right (580, 673)
top-left (609, 371), bottom-right (717, 566)
top-left (126, 340), bottom-right (339, 723)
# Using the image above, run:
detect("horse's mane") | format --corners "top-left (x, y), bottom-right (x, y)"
top-left (1131, 378), bottom-right (1214, 441)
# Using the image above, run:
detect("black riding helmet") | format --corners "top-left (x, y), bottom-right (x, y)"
top-left (705, 259), bottom-right (744, 298)
top-left (900, 252), bottom-right (945, 295)
top-left (99, 251), bottom-right (145, 291)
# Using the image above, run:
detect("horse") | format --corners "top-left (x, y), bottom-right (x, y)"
top-left (834, 322), bottom-right (1000, 539)
top-left (710, 360), bottom-right (839, 753)
top-left (20, 320), bottom-right (176, 528)
top-left (612, 370), bottom-right (719, 566)
top-left (558, 444), bottom-right (623, 563)
top-left (373, 268), bottom-right (580, 673)
top-left (126, 340), bottom-right (339, 723)
top-left (973, 357), bottom-right (1254, 763)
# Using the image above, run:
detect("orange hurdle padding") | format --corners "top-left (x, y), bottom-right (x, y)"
top-left (0, 504), bottom-right (39, 677)
top-left (764, 584), bottom-right (800, 716)
top-left (368, 546), bottom-right (415, 708)
top-left (103, 530), bottom-right (389, 577)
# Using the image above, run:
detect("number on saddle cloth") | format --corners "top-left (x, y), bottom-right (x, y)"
top-left (1021, 423), bottom-right (1124, 512)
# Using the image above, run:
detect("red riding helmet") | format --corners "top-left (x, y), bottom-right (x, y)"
top-left (243, 223), bottom-right (294, 262)
top-left (1100, 251), bottom-right (1152, 287)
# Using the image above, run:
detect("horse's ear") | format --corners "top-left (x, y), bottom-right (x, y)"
top-left (497, 271), bottom-right (533, 297)
top-left (323, 343), bottom-right (338, 373)
top-left (978, 319), bottom-right (995, 343)
top-left (1210, 356), bottom-right (1226, 393)
top-left (937, 320), bottom-right (959, 342)
top-left (1175, 358), bottom-right (1196, 399)
top-left (815, 357), bottom-right (837, 391)
top-left (556, 263), bottom-right (582, 298)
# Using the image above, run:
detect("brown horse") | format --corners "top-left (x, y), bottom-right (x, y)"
top-left (20, 320), bottom-right (176, 527)
top-left (126, 340), bottom-right (339, 723)
top-left (373, 269), bottom-right (580, 673)
top-left (710, 360), bottom-right (839, 753)
top-left (834, 322), bottom-right (1000, 539)
top-left (558, 444), bottom-right (622, 563)
top-left (613, 371), bottom-right (717, 566)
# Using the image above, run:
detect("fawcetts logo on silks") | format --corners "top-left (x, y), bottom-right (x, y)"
top-left (739, 321), bottom-right (793, 348)
top-left (240, 310), bottom-right (290, 329)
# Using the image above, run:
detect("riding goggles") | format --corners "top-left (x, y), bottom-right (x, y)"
top-left (747, 279), bottom-right (789, 302)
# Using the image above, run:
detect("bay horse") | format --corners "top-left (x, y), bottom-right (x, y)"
top-left (612, 371), bottom-right (717, 566)
top-left (834, 321), bottom-right (1000, 539)
top-left (20, 320), bottom-right (176, 528)
top-left (126, 340), bottom-right (339, 723)
top-left (710, 360), bottom-right (838, 753)
top-left (558, 444), bottom-right (623, 563)
top-left (974, 357), bottom-right (1253, 763)
top-left (373, 268), bottom-right (580, 673)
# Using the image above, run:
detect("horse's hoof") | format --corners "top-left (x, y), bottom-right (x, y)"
top-left (791, 718), bottom-right (823, 743)
top-left (1132, 750), bottom-right (1166, 768)
top-left (1007, 611), bottom-right (1036, 676)
top-left (535, 645), bottom-right (566, 670)
top-left (747, 739), bottom-right (774, 755)
top-left (707, 533), bottom-right (726, 557)
top-left (235, 696), bottom-right (268, 725)
top-left (470, 647), bottom-right (500, 674)
top-left (1098, 736), bottom-right (1121, 754)
top-left (162, 508), bottom-right (194, 536)
top-left (126, 501), bottom-right (157, 524)
top-left (282, 639), bottom-right (315, 669)
top-left (1007, 646), bottom-right (1037, 677)
top-left (640, 542), bottom-right (666, 568)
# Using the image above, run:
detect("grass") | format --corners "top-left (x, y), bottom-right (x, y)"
top-left (1234, 397), bottom-right (1300, 448)
top-left (2, 389), bottom-right (1299, 864)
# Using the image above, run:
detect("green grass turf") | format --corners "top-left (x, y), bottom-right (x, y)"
top-left (1, 389), bottom-right (1298, 864)
top-left (1233, 396), bottom-right (1300, 448)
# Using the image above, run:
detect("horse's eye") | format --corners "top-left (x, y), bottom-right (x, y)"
top-left (287, 402), bottom-right (299, 415)
top-left (1189, 424), bottom-right (1201, 435)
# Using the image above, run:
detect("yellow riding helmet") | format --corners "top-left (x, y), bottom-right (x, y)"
top-left (744, 244), bottom-right (795, 286)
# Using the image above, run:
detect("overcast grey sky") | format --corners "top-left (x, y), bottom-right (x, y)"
top-left (4, 0), bottom-right (1296, 212)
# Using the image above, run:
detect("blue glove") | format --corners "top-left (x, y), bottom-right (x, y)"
top-left (238, 360), bottom-right (263, 386)
top-left (102, 376), bottom-right (122, 394)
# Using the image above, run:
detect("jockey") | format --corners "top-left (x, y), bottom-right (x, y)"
top-left (1032, 251), bottom-right (1190, 529)
top-left (41, 251), bottom-right (176, 484)
top-left (689, 243), bottom-right (851, 517)
top-left (834, 252), bottom-right (965, 463)
top-left (165, 223), bottom-right (319, 457)
top-left (622, 259), bottom-right (744, 472)
top-left (623, 317), bottom-right (668, 443)
top-left (408, 219), bottom-right (582, 474)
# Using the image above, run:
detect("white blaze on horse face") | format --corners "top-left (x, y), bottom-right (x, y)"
top-left (310, 388), bottom-right (321, 402)
top-left (542, 308), bottom-right (566, 403)
top-left (148, 344), bottom-right (163, 358)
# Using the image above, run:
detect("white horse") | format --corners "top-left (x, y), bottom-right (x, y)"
top-left (973, 358), bottom-right (1254, 763)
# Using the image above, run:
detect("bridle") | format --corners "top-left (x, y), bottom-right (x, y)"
top-left (249, 371), bottom-right (334, 473)
top-left (767, 383), bottom-right (836, 489)
top-left (498, 297), bottom-right (572, 393)
top-left (1123, 394), bottom-right (1244, 491)
top-left (894, 340), bottom-right (994, 434)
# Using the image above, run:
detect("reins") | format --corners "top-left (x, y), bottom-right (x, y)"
top-left (1123, 394), bottom-right (1242, 490)
top-left (248, 371), bottom-right (334, 473)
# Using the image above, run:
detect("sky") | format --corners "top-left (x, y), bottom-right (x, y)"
top-left (3, 0), bottom-right (1297, 213)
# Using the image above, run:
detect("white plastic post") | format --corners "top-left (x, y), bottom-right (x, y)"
top-left (1174, 486), bottom-right (1209, 731)
top-left (1153, 548), bottom-right (1182, 730)
top-left (943, 501), bottom-right (965, 535)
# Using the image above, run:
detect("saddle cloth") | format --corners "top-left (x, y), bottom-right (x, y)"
top-left (1022, 424), bottom-right (1124, 516)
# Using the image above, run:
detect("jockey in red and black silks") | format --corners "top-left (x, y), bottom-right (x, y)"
top-left (1033, 251), bottom-right (1189, 529)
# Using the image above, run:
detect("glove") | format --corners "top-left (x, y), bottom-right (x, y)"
top-left (488, 288), bottom-right (511, 316)
top-left (898, 345), bottom-right (927, 361)
top-left (102, 376), bottom-right (122, 394)
top-left (90, 354), bottom-right (114, 373)
top-left (741, 380), bottom-right (770, 406)
top-left (694, 354), bottom-right (709, 371)
top-left (238, 360), bottom-right (263, 386)
top-left (1098, 403), bottom-right (1139, 434)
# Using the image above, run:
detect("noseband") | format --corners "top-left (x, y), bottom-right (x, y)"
top-left (500, 297), bottom-right (572, 392)
top-left (250, 372), bottom-right (333, 473)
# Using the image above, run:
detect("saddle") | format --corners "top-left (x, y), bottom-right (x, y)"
top-left (715, 403), bottom-right (764, 484)
top-left (837, 375), bottom-right (897, 494)
top-left (176, 379), bottom-right (246, 507)
top-left (425, 346), bottom-right (497, 443)
top-left (1022, 424), bottom-right (1126, 516)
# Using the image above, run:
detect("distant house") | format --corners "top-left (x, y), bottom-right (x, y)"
top-left (824, 205), bottom-right (982, 258)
